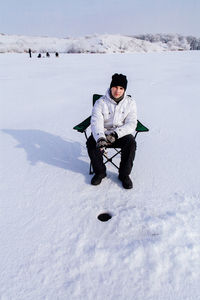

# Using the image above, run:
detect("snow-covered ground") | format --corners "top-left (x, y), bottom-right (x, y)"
top-left (1, 51), bottom-right (200, 299)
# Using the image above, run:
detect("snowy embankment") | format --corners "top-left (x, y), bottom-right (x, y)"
top-left (1, 52), bottom-right (200, 299)
top-left (0, 33), bottom-right (195, 54)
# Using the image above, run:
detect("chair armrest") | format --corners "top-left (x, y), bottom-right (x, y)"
top-left (73, 116), bottom-right (91, 133)
top-left (136, 120), bottom-right (149, 132)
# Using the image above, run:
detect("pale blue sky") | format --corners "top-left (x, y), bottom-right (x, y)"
top-left (1, 0), bottom-right (199, 37)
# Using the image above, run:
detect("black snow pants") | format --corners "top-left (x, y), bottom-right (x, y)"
top-left (86, 134), bottom-right (136, 176)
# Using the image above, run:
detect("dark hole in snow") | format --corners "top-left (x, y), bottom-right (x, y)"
top-left (97, 213), bottom-right (112, 222)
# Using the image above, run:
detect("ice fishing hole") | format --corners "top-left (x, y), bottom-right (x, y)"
top-left (97, 213), bottom-right (112, 222)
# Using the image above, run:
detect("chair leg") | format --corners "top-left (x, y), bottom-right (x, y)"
top-left (85, 131), bottom-right (94, 174)
top-left (103, 149), bottom-right (121, 170)
top-left (104, 157), bottom-right (119, 169)
top-left (88, 144), bottom-right (122, 174)
top-left (89, 162), bottom-right (94, 174)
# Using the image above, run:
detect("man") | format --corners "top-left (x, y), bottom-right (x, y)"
top-left (86, 73), bottom-right (137, 189)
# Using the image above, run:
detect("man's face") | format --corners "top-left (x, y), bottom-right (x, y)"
top-left (111, 86), bottom-right (125, 99)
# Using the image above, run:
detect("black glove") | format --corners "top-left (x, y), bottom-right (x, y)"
top-left (96, 138), bottom-right (107, 150)
top-left (106, 132), bottom-right (118, 144)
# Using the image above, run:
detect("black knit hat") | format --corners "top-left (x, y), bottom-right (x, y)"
top-left (110, 73), bottom-right (128, 90)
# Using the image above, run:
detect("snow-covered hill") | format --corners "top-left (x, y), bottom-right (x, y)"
top-left (134, 33), bottom-right (200, 50)
top-left (0, 33), bottom-right (198, 54)
top-left (1, 52), bottom-right (200, 299)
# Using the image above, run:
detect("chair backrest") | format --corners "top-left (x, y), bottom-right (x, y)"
top-left (93, 94), bottom-right (102, 105)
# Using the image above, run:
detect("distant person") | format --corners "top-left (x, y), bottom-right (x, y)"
top-left (37, 53), bottom-right (41, 58)
top-left (55, 52), bottom-right (59, 57)
top-left (87, 73), bottom-right (137, 189)
top-left (28, 48), bottom-right (32, 58)
top-left (46, 52), bottom-right (50, 57)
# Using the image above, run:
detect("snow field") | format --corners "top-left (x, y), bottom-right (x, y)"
top-left (0, 52), bottom-right (200, 299)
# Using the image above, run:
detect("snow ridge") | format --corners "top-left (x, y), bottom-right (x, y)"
top-left (0, 33), bottom-right (199, 54)
top-left (133, 33), bottom-right (200, 51)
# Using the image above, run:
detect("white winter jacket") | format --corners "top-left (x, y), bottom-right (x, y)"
top-left (91, 89), bottom-right (137, 142)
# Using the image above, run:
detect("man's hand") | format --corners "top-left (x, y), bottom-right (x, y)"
top-left (106, 132), bottom-right (118, 144)
top-left (96, 138), bottom-right (107, 152)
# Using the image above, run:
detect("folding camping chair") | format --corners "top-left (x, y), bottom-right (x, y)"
top-left (73, 94), bottom-right (149, 174)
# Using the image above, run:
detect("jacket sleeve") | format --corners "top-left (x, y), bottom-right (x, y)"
top-left (91, 99), bottom-right (106, 142)
top-left (115, 99), bottom-right (137, 139)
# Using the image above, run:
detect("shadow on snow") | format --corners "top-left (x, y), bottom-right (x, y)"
top-left (2, 129), bottom-right (89, 175)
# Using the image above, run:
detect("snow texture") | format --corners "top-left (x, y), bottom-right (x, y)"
top-left (1, 51), bottom-right (200, 299)
top-left (0, 33), bottom-right (199, 54)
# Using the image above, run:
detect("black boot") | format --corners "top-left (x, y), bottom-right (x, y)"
top-left (91, 173), bottom-right (106, 185)
top-left (118, 174), bottom-right (133, 189)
